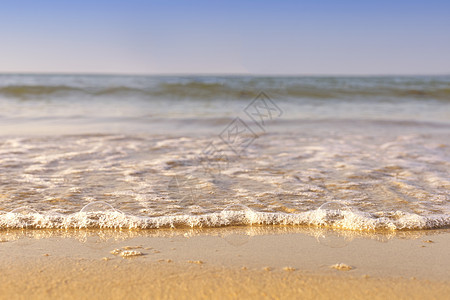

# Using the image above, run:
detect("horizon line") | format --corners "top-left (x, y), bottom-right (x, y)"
top-left (0, 71), bottom-right (449, 77)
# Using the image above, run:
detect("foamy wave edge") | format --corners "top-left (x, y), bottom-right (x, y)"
top-left (1, 206), bottom-right (449, 232)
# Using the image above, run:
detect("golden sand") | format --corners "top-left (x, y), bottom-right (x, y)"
top-left (0, 227), bottom-right (448, 299)
top-left (1, 258), bottom-right (449, 300)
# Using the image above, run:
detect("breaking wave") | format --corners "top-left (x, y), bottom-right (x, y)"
top-left (1, 202), bottom-right (449, 232)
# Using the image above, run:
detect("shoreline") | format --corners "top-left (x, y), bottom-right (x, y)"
top-left (1, 227), bottom-right (449, 299)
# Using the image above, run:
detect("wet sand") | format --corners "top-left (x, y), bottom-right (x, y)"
top-left (1, 227), bottom-right (449, 299)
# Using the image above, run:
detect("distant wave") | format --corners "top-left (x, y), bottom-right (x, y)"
top-left (0, 85), bottom-right (83, 97)
top-left (1, 76), bottom-right (449, 100)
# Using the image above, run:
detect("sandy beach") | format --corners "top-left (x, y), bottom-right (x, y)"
top-left (1, 227), bottom-right (449, 299)
top-left (2, 0), bottom-right (450, 298)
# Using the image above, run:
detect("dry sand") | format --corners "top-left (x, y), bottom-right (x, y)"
top-left (0, 227), bottom-right (449, 299)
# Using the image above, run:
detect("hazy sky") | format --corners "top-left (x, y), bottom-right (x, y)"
top-left (1, 0), bottom-right (449, 75)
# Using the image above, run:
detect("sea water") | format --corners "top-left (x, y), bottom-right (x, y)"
top-left (0, 74), bottom-right (448, 231)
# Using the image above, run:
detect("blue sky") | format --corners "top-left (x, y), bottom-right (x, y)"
top-left (1, 0), bottom-right (449, 75)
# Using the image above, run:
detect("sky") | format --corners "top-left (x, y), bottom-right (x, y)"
top-left (1, 0), bottom-right (449, 75)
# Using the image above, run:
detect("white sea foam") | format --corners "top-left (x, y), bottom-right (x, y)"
top-left (0, 202), bottom-right (449, 231)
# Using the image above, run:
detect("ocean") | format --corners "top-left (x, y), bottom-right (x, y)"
top-left (0, 74), bottom-right (449, 231)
